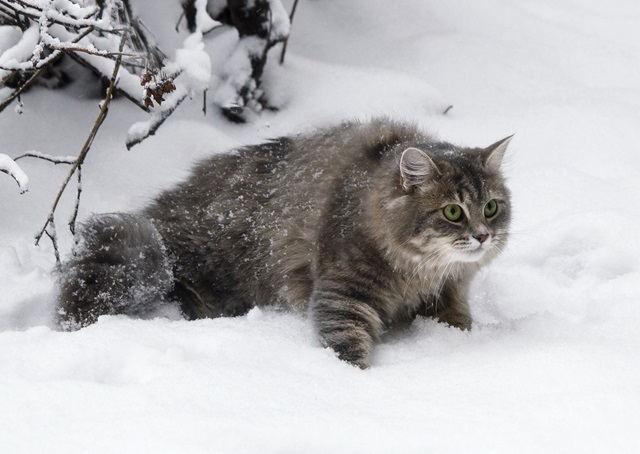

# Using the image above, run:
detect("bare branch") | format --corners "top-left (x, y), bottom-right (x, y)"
top-left (0, 67), bottom-right (43, 114)
top-left (279, 0), bottom-right (299, 65)
top-left (35, 32), bottom-right (127, 246)
top-left (69, 164), bottom-right (82, 236)
top-left (44, 216), bottom-right (61, 265)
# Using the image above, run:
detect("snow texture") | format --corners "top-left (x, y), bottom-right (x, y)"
top-left (1, 0), bottom-right (640, 452)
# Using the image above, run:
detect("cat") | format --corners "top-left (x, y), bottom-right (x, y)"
top-left (58, 118), bottom-right (512, 368)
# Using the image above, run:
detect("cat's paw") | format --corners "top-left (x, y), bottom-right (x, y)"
top-left (438, 314), bottom-right (472, 331)
top-left (327, 338), bottom-right (373, 369)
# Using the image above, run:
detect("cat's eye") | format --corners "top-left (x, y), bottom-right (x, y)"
top-left (484, 199), bottom-right (498, 218)
top-left (443, 204), bottom-right (463, 222)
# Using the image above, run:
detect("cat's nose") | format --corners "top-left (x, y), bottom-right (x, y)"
top-left (473, 234), bottom-right (489, 244)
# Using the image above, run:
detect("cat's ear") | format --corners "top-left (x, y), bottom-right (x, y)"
top-left (483, 135), bottom-right (513, 171)
top-left (399, 147), bottom-right (440, 191)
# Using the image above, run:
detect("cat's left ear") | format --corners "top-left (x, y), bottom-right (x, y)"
top-left (399, 147), bottom-right (441, 191)
top-left (483, 135), bottom-right (513, 171)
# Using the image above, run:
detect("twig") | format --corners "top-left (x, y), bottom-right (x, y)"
top-left (44, 216), bottom-right (61, 265)
top-left (129, 16), bottom-right (167, 68)
top-left (35, 32), bottom-right (127, 247)
top-left (14, 151), bottom-right (77, 165)
top-left (69, 164), bottom-right (82, 236)
top-left (46, 44), bottom-right (137, 59)
top-left (279, 0), bottom-right (299, 65)
top-left (175, 9), bottom-right (185, 33)
top-left (0, 55), bottom-right (67, 112)
top-left (0, 68), bottom-right (43, 114)
top-left (126, 89), bottom-right (188, 150)
top-left (202, 88), bottom-right (207, 116)
top-left (261, 8), bottom-right (274, 67)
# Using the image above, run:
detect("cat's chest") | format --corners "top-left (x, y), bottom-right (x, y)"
top-left (375, 265), bottom-right (445, 320)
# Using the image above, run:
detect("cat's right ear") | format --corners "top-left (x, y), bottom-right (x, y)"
top-left (483, 135), bottom-right (513, 171)
top-left (399, 147), bottom-right (440, 191)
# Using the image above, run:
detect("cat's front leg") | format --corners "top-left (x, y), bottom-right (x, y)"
top-left (419, 280), bottom-right (472, 330)
top-left (311, 285), bottom-right (385, 369)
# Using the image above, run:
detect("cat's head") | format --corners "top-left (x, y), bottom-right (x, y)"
top-left (379, 136), bottom-right (512, 268)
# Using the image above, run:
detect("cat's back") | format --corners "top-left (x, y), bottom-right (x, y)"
top-left (150, 118), bottom-right (426, 219)
top-left (286, 118), bottom-right (425, 174)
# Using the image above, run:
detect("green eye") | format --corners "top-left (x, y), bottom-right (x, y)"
top-left (443, 204), bottom-right (463, 222)
top-left (484, 199), bottom-right (498, 217)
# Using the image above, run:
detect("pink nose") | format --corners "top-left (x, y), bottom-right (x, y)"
top-left (474, 234), bottom-right (489, 244)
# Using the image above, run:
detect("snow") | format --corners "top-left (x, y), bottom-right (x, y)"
top-left (194, 0), bottom-right (222, 34)
top-left (267, 0), bottom-right (291, 41)
top-left (213, 34), bottom-right (265, 108)
top-left (2, 0), bottom-right (640, 452)
top-left (0, 23), bottom-right (39, 73)
top-left (0, 25), bottom-right (23, 54)
top-left (175, 32), bottom-right (212, 90)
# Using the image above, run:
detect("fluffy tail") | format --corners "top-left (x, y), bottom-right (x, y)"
top-left (58, 213), bottom-right (174, 329)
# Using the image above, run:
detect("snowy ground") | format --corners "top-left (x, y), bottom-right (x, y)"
top-left (2, 0), bottom-right (640, 452)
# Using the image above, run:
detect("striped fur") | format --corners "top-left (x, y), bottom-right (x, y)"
top-left (58, 119), bottom-right (511, 368)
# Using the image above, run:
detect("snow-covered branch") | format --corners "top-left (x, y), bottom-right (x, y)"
top-left (0, 0), bottom-right (161, 113)
top-left (126, 85), bottom-right (188, 150)
top-left (0, 153), bottom-right (28, 193)
top-left (14, 150), bottom-right (77, 165)
top-left (126, 29), bottom-right (211, 149)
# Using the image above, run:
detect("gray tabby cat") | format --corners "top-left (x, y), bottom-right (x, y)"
top-left (59, 118), bottom-right (512, 368)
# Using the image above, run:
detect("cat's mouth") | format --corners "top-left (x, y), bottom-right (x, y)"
top-left (453, 241), bottom-right (491, 262)
top-left (451, 250), bottom-right (484, 263)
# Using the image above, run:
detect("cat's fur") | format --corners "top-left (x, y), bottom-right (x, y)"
top-left (58, 118), bottom-right (512, 368)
